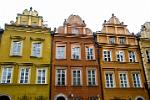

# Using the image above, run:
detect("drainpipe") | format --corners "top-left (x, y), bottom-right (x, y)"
top-left (93, 32), bottom-right (104, 100)
top-left (136, 36), bottom-right (150, 100)
top-left (49, 28), bottom-right (55, 100)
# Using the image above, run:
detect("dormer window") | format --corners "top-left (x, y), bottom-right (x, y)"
top-left (109, 36), bottom-right (115, 44)
top-left (72, 27), bottom-right (78, 34)
top-left (119, 37), bottom-right (126, 44)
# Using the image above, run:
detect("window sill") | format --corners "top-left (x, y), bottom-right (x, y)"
top-left (56, 58), bottom-right (67, 60)
top-left (55, 85), bottom-right (67, 87)
top-left (88, 85), bottom-right (98, 87)
top-left (86, 59), bottom-right (96, 61)
top-left (10, 55), bottom-right (22, 57)
top-left (71, 85), bottom-right (83, 87)
top-left (30, 56), bottom-right (42, 58)
top-left (71, 59), bottom-right (81, 61)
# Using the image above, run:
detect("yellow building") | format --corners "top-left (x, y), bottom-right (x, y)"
top-left (96, 14), bottom-right (149, 100)
top-left (139, 22), bottom-right (150, 95)
top-left (0, 8), bottom-right (51, 100)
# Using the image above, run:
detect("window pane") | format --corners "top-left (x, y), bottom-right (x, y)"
top-left (11, 41), bottom-right (22, 55)
top-left (2, 67), bottom-right (12, 83)
top-left (20, 67), bottom-right (30, 84)
top-left (88, 70), bottom-right (96, 86)
top-left (37, 69), bottom-right (46, 84)
top-left (32, 42), bottom-right (42, 57)
top-left (56, 46), bottom-right (65, 59)
top-left (56, 69), bottom-right (66, 86)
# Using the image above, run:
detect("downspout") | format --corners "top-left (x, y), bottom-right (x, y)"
top-left (49, 28), bottom-right (55, 100)
top-left (136, 36), bottom-right (150, 100)
top-left (93, 32), bottom-right (104, 100)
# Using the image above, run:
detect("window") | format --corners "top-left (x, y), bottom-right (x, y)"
top-left (86, 46), bottom-right (95, 60)
top-left (31, 42), bottom-right (42, 57)
top-left (72, 27), bottom-right (78, 34)
top-left (71, 45), bottom-right (80, 59)
top-left (105, 72), bottom-right (115, 88)
top-left (109, 36), bottom-right (115, 44)
top-left (117, 51), bottom-right (124, 62)
top-left (146, 50), bottom-right (150, 62)
top-left (72, 69), bottom-right (81, 86)
top-left (129, 51), bottom-right (136, 62)
top-left (119, 72), bottom-right (129, 88)
top-left (1, 67), bottom-right (12, 83)
top-left (10, 40), bottom-right (22, 56)
top-left (103, 50), bottom-right (111, 61)
top-left (88, 69), bottom-right (96, 86)
top-left (19, 67), bottom-right (30, 84)
top-left (56, 69), bottom-right (66, 86)
top-left (119, 37), bottom-right (125, 44)
top-left (37, 68), bottom-right (47, 84)
top-left (89, 97), bottom-right (98, 100)
top-left (132, 73), bottom-right (142, 88)
top-left (56, 45), bottom-right (66, 59)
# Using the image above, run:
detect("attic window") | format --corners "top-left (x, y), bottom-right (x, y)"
top-left (72, 27), bottom-right (78, 34)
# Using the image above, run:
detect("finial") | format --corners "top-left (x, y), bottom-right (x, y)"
top-left (112, 13), bottom-right (114, 17)
top-left (83, 20), bottom-right (85, 24)
top-left (30, 7), bottom-right (32, 11)
top-left (104, 20), bottom-right (107, 23)
top-left (63, 19), bottom-right (67, 25)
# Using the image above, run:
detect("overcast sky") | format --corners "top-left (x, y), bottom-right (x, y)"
top-left (0, 0), bottom-right (150, 33)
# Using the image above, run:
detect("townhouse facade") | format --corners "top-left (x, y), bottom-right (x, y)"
top-left (0, 8), bottom-right (149, 100)
top-left (96, 14), bottom-right (149, 100)
top-left (138, 22), bottom-right (150, 95)
top-left (0, 8), bottom-right (51, 100)
top-left (51, 15), bottom-right (102, 100)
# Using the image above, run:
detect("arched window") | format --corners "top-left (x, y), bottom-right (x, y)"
top-left (55, 93), bottom-right (68, 100)
top-left (135, 96), bottom-right (144, 100)
top-left (57, 96), bottom-right (66, 100)
top-left (0, 95), bottom-right (10, 100)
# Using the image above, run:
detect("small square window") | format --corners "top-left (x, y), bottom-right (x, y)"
top-left (10, 40), bottom-right (23, 56)
top-left (31, 42), bottom-right (42, 57)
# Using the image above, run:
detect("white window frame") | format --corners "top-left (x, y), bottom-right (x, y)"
top-left (109, 36), bottom-right (115, 44)
top-left (116, 51), bottom-right (125, 62)
top-left (31, 41), bottom-right (42, 57)
top-left (87, 68), bottom-right (97, 86)
top-left (36, 68), bottom-right (47, 84)
top-left (10, 40), bottom-right (23, 56)
top-left (56, 68), bottom-right (67, 86)
top-left (19, 67), bottom-right (30, 84)
top-left (72, 27), bottom-right (78, 34)
top-left (86, 45), bottom-right (95, 60)
top-left (119, 72), bottom-right (129, 88)
top-left (119, 37), bottom-right (126, 44)
top-left (56, 44), bottom-right (66, 59)
top-left (1, 66), bottom-right (13, 84)
top-left (72, 68), bottom-right (82, 86)
top-left (71, 44), bottom-right (80, 60)
top-left (129, 51), bottom-right (136, 62)
top-left (105, 71), bottom-right (115, 88)
top-left (132, 72), bottom-right (142, 88)
top-left (103, 50), bottom-right (112, 61)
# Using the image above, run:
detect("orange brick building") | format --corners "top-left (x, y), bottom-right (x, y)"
top-left (96, 14), bottom-right (149, 100)
top-left (51, 15), bottom-right (102, 100)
